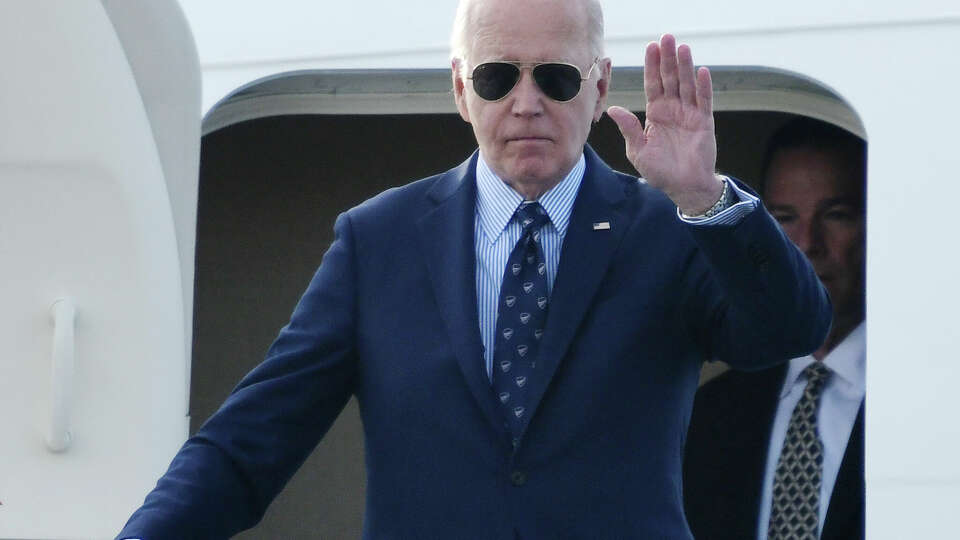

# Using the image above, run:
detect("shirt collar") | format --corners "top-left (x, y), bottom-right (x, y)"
top-left (780, 321), bottom-right (866, 398)
top-left (475, 152), bottom-right (585, 244)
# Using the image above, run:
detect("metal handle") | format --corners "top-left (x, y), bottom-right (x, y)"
top-left (47, 297), bottom-right (77, 452)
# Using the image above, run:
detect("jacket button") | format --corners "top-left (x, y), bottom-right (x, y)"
top-left (510, 471), bottom-right (526, 486)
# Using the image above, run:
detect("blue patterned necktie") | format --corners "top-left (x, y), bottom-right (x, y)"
top-left (492, 202), bottom-right (551, 442)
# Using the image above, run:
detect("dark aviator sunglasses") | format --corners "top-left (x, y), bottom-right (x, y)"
top-left (467, 58), bottom-right (600, 103)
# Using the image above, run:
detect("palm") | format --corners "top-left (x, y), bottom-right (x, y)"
top-left (608, 34), bottom-right (721, 214)
top-left (639, 95), bottom-right (715, 186)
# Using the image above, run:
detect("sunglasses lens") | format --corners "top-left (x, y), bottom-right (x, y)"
top-left (533, 63), bottom-right (583, 102)
top-left (472, 63), bottom-right (520, 101)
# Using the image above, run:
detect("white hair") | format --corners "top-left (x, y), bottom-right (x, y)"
top-left (450, 0), bottom-right (604, 76)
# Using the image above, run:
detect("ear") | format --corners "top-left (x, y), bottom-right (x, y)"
top-left (452, 59), bottom-right (471, 123)
top-left (592, 57), bottom-right (612, 123)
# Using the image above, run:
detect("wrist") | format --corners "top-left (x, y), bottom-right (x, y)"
top-left (678, 175), bottom-right (729, 217)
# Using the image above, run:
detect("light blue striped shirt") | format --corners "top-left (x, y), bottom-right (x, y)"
top-left (473, 153), bottom-right (758, 379)
top-left (474, 154), bottom-right (584, 380)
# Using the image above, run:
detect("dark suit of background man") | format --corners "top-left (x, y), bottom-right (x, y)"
top-left (684, 117), bottom-right (866, 540)
top-left (118, 0), bottom-right (831, 538)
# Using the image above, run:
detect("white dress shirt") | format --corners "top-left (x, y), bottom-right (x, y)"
top-left (756, 322), bottom-right (866, 539)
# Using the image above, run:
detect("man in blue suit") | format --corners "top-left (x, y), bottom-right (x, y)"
top-left (119, 0), bottom-right (830, 538)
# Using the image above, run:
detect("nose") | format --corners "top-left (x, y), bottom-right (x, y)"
top-left (510, 70), bottom-right (544, 117)
top-left (793, 217), bottom-right (825, 259)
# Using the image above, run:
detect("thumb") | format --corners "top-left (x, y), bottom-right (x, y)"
top-left (606, 106), bottom-right (645, 151)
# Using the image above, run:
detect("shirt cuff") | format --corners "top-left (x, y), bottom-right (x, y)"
top-left (676, 176), bottom-right (759, 226)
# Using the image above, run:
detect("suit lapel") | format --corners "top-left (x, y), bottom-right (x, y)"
top-left (416, 153), bottom-right (506, 437)
top-left (519, 147), bottom-right (629, 438)
top-left (416, 148), bottom-right (637, 441)
top-left (822, 400), bottom-right (865, 539)
top-left (737, 364), bottom-right (789, 534)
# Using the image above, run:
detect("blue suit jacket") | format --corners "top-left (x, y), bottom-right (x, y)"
top-left (119, 147), bottom-right (830, 539)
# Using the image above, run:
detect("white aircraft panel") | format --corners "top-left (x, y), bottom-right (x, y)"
top-left (101, 0), bottom-right (202, 388)
top-left (0, 2), bottom-right (190, 537)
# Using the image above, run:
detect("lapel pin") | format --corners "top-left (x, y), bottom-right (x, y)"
top-left (592, 221), bottom-right (611, 231)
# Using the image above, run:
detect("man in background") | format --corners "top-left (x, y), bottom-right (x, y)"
top-left (684, 117), bottom-right (866, 540)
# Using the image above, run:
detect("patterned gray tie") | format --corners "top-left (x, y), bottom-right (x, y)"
top-left (768, 362), bottom-right (832, 540)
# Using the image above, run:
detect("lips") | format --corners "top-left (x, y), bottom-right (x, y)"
top-left (507, 136), bottom-right (552, 143)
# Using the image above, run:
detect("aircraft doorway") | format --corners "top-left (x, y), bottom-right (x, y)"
top-left (195, 67), bottom-right (864, 538)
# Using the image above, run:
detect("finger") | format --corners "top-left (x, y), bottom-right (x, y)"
top-left (643, 41), bottom-right (663, 100)
top-left (696, 66), bottom-right (713, 115)
top-left (677, 44), bottom-right (697, 107)
top-left (606, 106), bottom-right (646, 151)
top-left (658, 34), bottom-right (679, 98)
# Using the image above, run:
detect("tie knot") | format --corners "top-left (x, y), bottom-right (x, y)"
top-left (802, 362), bottom-right (831, 390)
top-left (515, 202), bottom-right (550, 231)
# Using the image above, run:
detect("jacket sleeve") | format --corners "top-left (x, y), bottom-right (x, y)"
top-left (679, 178), bottom-right (832, 370)
top-left (117, 212), bottom-right (360, 540)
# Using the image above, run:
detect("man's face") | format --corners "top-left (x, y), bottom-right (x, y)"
top-left (452, 0), bottom-right (610, 195)
top-left (765, 147), bottom-right (866, 324)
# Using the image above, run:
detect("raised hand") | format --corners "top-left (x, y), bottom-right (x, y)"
top-left (607, 34), bottom-right (723, 215)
